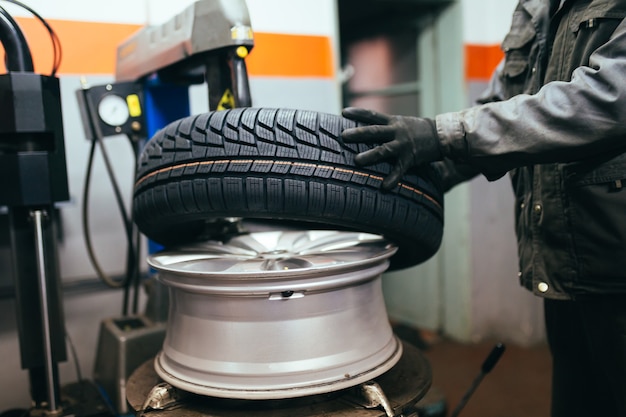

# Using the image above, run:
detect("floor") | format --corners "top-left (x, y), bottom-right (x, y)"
top-left (395, 326), bottom-right (553, 417)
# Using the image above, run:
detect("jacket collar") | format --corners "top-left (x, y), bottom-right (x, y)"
top-left (520, 0), bottom-right (551, 20)
top-left (519, 0), bottom-right (552, 34)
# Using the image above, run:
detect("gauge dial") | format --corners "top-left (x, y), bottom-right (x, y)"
top-left (98, 94), bottom-right (130, 126)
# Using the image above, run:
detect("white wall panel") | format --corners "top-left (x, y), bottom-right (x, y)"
top-left (145, 0), bottom-right (195, 25)
top-left (143, 0), bottom-right (337, 35)
top-left (461, 0), bottom-right (547, 345)
top-left (461, 0), bottom-right (517, 44)
top-left (2, 0), bottom-right (148, 23)
top-left (2, 0), bottom-right (337, 32)
top-left (245, 0), bottom-right (336, 36)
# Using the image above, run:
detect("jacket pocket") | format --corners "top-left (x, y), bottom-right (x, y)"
top-left (563, 153), bottom-right (626, 284)
top-left (565, 3), bottom-right (626, 73)
top-left (500, 8), bottom-right (536, 96)
top-left (569, 4), bottom-right (626, 34)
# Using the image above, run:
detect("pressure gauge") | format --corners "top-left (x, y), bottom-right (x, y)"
top-left (76, 81), bottom-right (145, 140)
top-left (98, 94), bottom-right (130, 126)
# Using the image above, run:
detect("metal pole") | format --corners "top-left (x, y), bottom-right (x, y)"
top-left (31, 209), bottom-right (59, 412)
top-left (449, 343), bottom-right (506, 417)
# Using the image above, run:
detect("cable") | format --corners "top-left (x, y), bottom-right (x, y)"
top-left (98, 135), bottom-right (139, 316)
top-left (132, 228), bottom-right (141, 313)
top-left (82, 137), bottom-right (123, 288)
top-left (82, 133), bottom-right (143, 317)
top-left (0, 0), bottom-right (62, 75)
top-left (78, 81), bottom-right (143, 316)
top-left (121, 135), bottom-right (142, 315)
top-left (128, 137), bottom-right (142, 314)
top-left (82, 137), bottom-right (136, 296)
top-left (123, 217), bottom-right (140, 315)
top-left (65, 331), bottom-right (83, 384)
top-left (95, 137), bottom-right (136, 261)
top-left (0, 4), bottom-right (33, 71)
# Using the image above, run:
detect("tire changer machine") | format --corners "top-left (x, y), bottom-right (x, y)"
top-left (81, 2), bottom-right (440, 416)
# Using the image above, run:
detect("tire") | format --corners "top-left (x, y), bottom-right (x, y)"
top-left (133, 107), bottom-right (443, 270)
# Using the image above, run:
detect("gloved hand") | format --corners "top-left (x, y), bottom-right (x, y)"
top-left (341, 108), bottom-right (443, 190)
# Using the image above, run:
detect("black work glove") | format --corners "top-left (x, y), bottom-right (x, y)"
top-left (341, 107), bottom-right (443, 190)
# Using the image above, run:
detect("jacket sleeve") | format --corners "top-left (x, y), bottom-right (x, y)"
top-left (433, 59), bottom-right (507, 188)
top-left (436, 17), bottom-right (626, 180)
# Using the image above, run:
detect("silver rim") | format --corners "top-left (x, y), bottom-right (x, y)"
top-left (150, 230), bottom-right (402, 399)
top-left (148, 230), bottom-right (397, 279)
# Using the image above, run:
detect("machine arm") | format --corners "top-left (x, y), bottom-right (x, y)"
top-left (115, 0), bottom-right (254, 111)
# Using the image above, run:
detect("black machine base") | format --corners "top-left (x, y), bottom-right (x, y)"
top-left (126, 340), bottom-right (433, 417)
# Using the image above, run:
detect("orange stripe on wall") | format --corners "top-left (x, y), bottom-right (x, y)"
top-left (2, 18), bottom-right (334, 78)
top-left (14, 17), bottom-right (142, 75)
top-left (247, 32), bottom-right (333, 78)
top-left (465, 44), bottom-right (503, 81)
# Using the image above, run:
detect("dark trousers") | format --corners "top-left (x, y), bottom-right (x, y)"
top-left (544, 296), bottom-right (626, 417)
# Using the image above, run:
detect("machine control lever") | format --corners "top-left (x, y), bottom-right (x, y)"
top-left (449, 342), bottom-right (506, 417)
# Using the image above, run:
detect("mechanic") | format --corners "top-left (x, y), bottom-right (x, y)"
top-left (341, 0), bottom-right (626, 415)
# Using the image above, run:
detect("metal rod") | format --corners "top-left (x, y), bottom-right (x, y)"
top-left (31, 209), bottom-right (59, 412)
top-left (449, 343), bottom-right (506, 417)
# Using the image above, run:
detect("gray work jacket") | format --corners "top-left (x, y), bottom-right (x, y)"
top-left (436, 0), bottom-right (626, 299)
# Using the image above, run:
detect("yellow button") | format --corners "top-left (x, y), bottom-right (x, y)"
top-left (538, 282), bottom-right (549, 293)
top-left (236, 46), bottom-right (248, 59)
top-left (126, 94), bottom-right (142, 117)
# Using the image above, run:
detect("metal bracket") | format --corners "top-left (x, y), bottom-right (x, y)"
top-left (141, 382), bottom-right (187, 413)
top-left (349, 380), bottom-right (401, 417)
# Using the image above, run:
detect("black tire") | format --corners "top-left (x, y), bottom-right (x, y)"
top-left (133, 107), bottom-right (443, 270)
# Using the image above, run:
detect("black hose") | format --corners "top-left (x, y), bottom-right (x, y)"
top-left (82, 135), bottom-right (137, 304)
top-left (128, 137), bottom-right (142, 314)
top-left (1, 0), bottom-right (62, 75)
top-left (0, 5), bottom-right (33, 72)
top-left (82, 138), bottom-right (125, 289)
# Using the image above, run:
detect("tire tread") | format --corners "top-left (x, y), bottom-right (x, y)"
top-left (134, 108), bottom-right (444, 269)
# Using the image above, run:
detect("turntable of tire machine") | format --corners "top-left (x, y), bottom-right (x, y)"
top-left (105, 1), bottom-right (446, 416)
